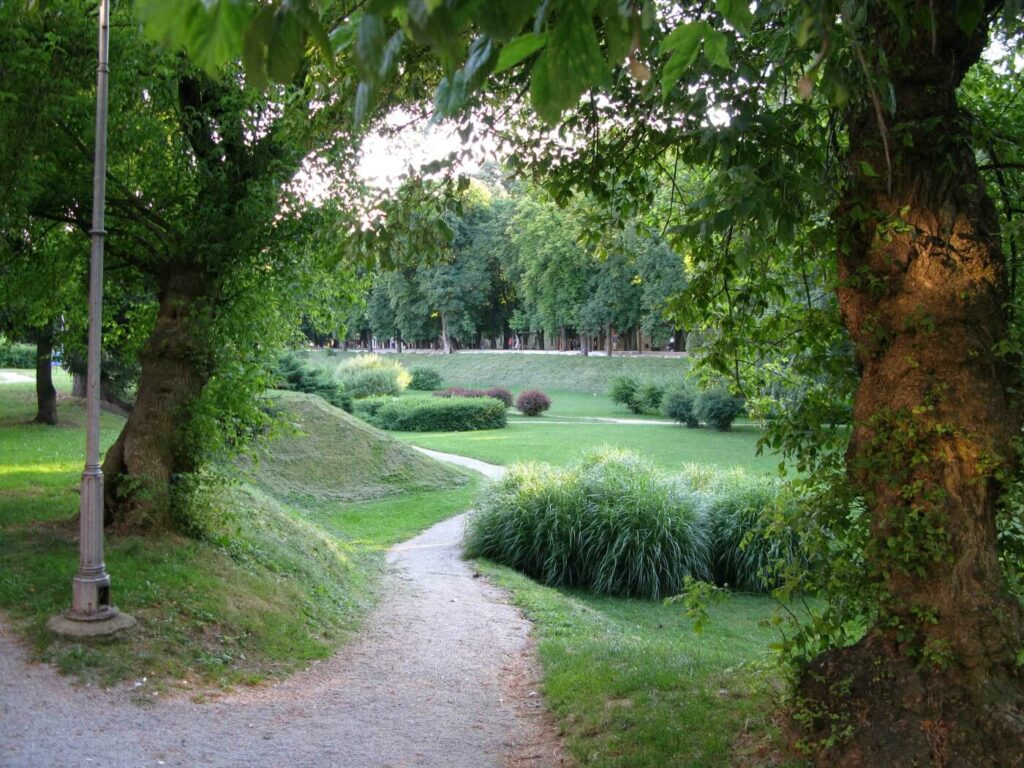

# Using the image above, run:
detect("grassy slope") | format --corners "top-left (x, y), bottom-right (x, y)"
top-left (0, 376), bottom-right (475, 689)
top-left (306, 350), bottom-right (690, 393)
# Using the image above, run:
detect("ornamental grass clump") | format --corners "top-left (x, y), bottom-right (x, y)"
top-left (464, 449), bottom-right (711, 599)
top-left (705, 474), bottom-right (799, 593)
top-left (515, 389), bottom-right (551, 416)
top-left (333, 354), bottom-right (411, 398)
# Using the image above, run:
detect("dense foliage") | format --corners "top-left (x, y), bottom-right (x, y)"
top-left (274, 353), bottom-right (352, 412)
top-left (408, 367), bottom-right (443, 391)
top-left (662, 385), bottom-right (699, 428)
top-left (0, 341), bottom-right (35, 369)
top-left (372, 396), bottom-right (508, 432)
top-left (694, 390), bottom-right (745, 432)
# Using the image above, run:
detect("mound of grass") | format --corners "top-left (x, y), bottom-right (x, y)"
top-left (465, 449), bottom-right (711, 599)
top-left (307, 351), bottom-right (689, 394)
top-left (241, 391), bottom-right (462, 505)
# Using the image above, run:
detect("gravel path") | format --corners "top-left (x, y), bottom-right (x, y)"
top-left (0, 456), bottom-right (567, 768)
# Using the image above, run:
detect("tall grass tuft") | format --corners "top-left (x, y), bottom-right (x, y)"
top-left (704, 474), bottom-right (798, 593)
top-left (333, 353), bottom-right (411, 398)
top-left (465, 449), bottom-right (711, 599)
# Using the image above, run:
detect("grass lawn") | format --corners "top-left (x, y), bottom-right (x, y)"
top-left (306, 350), bottom-right (690, 393)
top-left (393, 420), bottom-right (777, 473)
top-left (0, 374), bottom-right (475, 690)
top-left (480, 563), bottom-right (801, 767)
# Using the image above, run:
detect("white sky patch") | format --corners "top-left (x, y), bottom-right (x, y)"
top-left (357, 109), bottom-right (500, 190)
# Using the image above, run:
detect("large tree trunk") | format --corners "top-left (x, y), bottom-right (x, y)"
top-left (797, 6), bottom-right (1024, 765)
top-left (32, 326), bottom-right (57, 425)
top-left (102, 271), bottom-right (209, 531)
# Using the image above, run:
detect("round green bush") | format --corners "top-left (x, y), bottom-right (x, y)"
top-left (409, 367), bottom-right (443, 391)
top-left (464, 450), bottom-right (711, 599)
top-left (694, 389), bottom-right (745, 431)
top-left (663, 386), bottom-right (700, 427)
top-left (374, 396), bottom-right (507, 432)
top-left (608, 375), bottom-right (639, 409)
top-left (515, 389), bottom-right (551, 416)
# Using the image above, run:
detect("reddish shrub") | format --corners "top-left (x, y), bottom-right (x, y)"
top-left (515, 389), bottom-right (551, 416)
top-left (483, 387), bottom-right (513, 407)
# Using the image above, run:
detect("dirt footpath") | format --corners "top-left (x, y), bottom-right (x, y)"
top-left (0, 491), bottom-right (566, 767)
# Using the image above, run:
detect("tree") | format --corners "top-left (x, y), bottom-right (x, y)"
top-left (3, 2), bottom-right (363, 529)
top-left (131, 0), bottom-right (1024, 760)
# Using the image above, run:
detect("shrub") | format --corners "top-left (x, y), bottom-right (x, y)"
top-left (374, 396), bottom-right (508, 432)
top-left (636, 382), bottom-right (664, 413)
top-left (663, 385), bottom-right (700, 427)
top-left (515, 389), bottom-right (551, 416)
top-left (0, 341), bottom-right (36, 368)
top-left (351, 395), bottom-right (398, 421)
top-left (608, 375), bottom-right (639, 410)
top-left (409, 367), bottom-right (443, 391)
top-left (695, 389), bottom-right (745, 431)
top-left (464, 449), bottom-right (711, 599)
top-left (275, 352), bottom-right (351, 412)
top-left (704, 475), bottom-right (799, 593)
top-left (608, 375), bottom-right (663, 414)
top-left (334, 354), bottom-right (411, 399)
top-left (482, 387), bottom-right (513, 407)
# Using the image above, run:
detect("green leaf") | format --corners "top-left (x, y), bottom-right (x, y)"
top-left (858, 160), bottom-right (879, 178)
top-left (476, 0), bottom-right (537, 40)
top-left (241, 7), bottom-right (274, 89)
top-left (266, 9), bottom-right (304, 84)
top-left (659, 22), bottom-right (705, 99)
top-left (529, 2), bottom-right (609, 122)
top-left (715, 0), bottom-right (753, 35)
top-left (703, 28), bottom-right (730, 68)
top-left (494, 32), bottom-right (547, 74)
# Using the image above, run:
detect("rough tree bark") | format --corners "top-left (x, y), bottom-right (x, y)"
top-left (32, 325), bottom-right (57, 425)
top-left (797, 5), bottom-right (1024, 765)
top-left (102, 270), bottom-right (209, 530)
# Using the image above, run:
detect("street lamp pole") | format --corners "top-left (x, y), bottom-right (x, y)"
top-left (49, 0), bottom-right (135, 638)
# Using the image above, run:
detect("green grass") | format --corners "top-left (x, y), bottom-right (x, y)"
top-left (479, 562), bottom-right (801, 767)
top-left (305, 350), bottom-right (690, 393)
top-left (394, 420), bottom-right (775, 473)
top-left (0, 373), bottom-right (474, 690)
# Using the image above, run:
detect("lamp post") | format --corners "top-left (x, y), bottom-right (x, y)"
top-left (48, 0), bottom-right (135, 638)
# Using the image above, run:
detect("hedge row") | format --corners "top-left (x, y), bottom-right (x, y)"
top-left (371, 396), bottom-right (508, 432)
top-left (0, 342), bottom-right (36, 369)
top-left (433, 386), bottom-right (513, 407)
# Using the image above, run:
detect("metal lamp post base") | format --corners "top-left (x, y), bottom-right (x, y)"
top-left (48, 573), bottom-right (137, 637)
